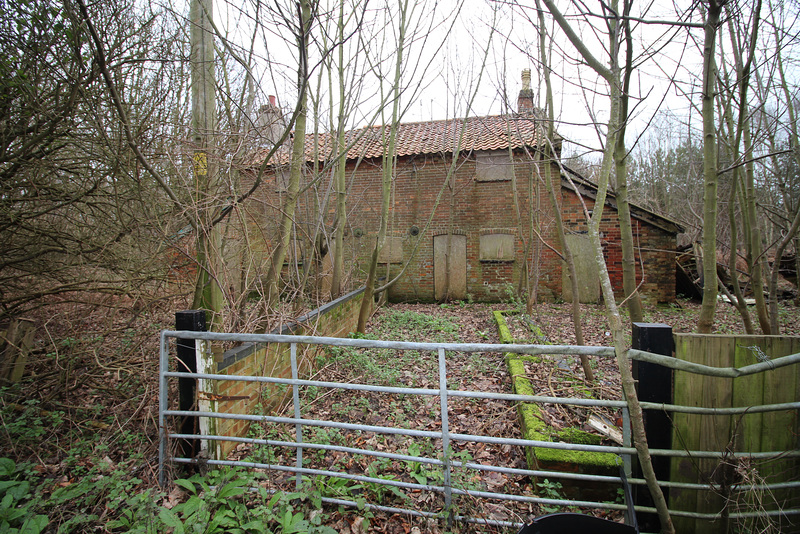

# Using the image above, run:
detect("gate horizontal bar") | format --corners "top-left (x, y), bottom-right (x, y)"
top-left (167, 411), bottom-right (800, 459)
top-left (172, 431), bottom-right (800, 493)
top-left (166, 371), bottom-right (800, 415)
top-left (162, 330), bottom-right (616, 356)
top-left (160, 329), bottom-right (800, 528)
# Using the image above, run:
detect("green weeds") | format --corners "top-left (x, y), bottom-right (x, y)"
top-left (372, 309), bottom-right (459, 342)
top-left (1, 453), bottom-right (356, 534)
top-left (537, 478), bottom-right (564, 513)
top-left (0, 458), bottom-right (47, 533)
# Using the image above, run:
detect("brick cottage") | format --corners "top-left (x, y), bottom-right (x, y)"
top-left (245, 74), bottom-right (681, 304)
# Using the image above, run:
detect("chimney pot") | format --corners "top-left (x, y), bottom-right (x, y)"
top-left (518, 69), bottom-right (535, 113)
top-left (522, 69), bottom-right (532, 91)
top-left (253, 96), bottom-right (285, 146)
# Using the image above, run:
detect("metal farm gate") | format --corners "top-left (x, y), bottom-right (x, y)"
top-left (157, 330), bottom-right (800, 533)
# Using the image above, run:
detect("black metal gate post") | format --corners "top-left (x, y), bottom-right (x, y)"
top-left (176, 310), bottom-right (206, 461)
top-left (631, 322), bottom-right (673, 532)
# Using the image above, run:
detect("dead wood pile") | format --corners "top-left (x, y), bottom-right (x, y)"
top-left (675, 244), bottom-right (797, 300)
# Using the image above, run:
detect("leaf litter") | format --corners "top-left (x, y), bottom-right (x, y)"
top-left (236, 302), bottom-right (627, 531)
top-left (6, 295), bottom-right (798, 532)
top-left (234, 298), bottom-right (800, 531)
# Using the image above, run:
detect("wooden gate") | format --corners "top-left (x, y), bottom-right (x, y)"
top-left (670, 334), bottom-right (800, 533)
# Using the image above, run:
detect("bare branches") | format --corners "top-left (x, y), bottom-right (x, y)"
top-left (75, 0), bottom-right (189, 226)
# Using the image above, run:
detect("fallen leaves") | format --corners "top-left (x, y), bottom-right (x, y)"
top-left (162, 485), bottom-right (186, 509)
top-left (228, 300), bottom-right (793, 531)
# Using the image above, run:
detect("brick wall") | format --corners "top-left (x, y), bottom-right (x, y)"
top-left (245, 150), bottom-right (677, 304)
top-left (326, 152), bottom-right (559, 302)
top-left (559, 191), bottom-right (677, 303)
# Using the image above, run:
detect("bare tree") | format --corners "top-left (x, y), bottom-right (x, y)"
top-left (536, 0), bottom-right (675, 528)
top-left (529, 2), bottom-right (594, 383)
top-left (715, 1), bottom-right (763, 333)
top-left (0, 0), bottom-right (189, 323)
top-left (697, 0), bottom-right (726, 333)
top-left (356, 0), bottom-right (410, 332)
top-left (532, 0), bottom-right (645, 323)
top-left (258, 0), bottom-right (314, 327)
top-left (762, 0), bottom-right (800, 332)
top-left (189, 0), bottom-right (224, 330)
top-left (355, 0), bottom-right (463, 330)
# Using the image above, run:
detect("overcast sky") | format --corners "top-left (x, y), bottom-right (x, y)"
top-left (213, 0), bottom-right (788, 161)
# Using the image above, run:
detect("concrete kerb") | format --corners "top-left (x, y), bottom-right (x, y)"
top-left (493, 310), bottom-right (620, 499)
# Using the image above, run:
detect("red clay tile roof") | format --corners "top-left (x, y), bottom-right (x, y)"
top-left (262, 113), bottom-right (545, 165)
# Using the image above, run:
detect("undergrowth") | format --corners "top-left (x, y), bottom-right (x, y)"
top-left (0, 305), bottom-right (508, 533)
top-left (0, 402), bottom-right (351, 534)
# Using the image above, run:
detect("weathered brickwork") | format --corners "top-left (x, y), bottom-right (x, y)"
top-left (259, 151), bottom-right (677, 304)
top-left (241, 146), bottom-right (678, 304)
top-left (558, 191), bottom-right (677, 303)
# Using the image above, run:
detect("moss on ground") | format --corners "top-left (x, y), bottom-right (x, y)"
top-left (493, 310), bottom-right (620, 477)
top-left (493, 310), bottom-right (513, 344)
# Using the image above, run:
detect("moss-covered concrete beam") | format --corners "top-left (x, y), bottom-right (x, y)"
top-left (494, 310), bottom-right (620, 499)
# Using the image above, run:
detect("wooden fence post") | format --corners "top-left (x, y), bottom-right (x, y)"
top-left (0, 319), bottom-right (35, 383)
top-left (631, 322), bottom-right (673, 532)
top-left (176, 310), bottom-right (206, 461)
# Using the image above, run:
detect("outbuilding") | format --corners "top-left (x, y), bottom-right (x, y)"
top-left (249, 74), bottom-right (681, 303)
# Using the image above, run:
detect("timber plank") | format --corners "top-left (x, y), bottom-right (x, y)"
top-left (732, 338), bottom-right (763, 454)
top-left (671, 334), bottom-right (719, 532)
top-left (695, 335), bottom-right (733, 532)
top-left (757, 336), bottom-right (800, 527)
top-left (670, 334), bottom-right (699, 533)
top-left (672, 333), bottom-right (800, 533)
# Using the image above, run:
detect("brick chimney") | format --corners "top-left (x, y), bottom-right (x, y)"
top-left (517, 69), bottom-right (535, 113)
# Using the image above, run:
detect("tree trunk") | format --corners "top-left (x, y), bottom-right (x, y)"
top-left (612, 2), bottom-right (643, 323)
top-left (588, 96), bottom-right (675, 534)
top-left (262, 0), bottom-right (311, 325)
top-left (794, 237), bottom-right (800, 308)
top-left (527, 165), bottom-right (540, 314)
top-left (330, 6), bottom-right (348, 300)
top-left (697, 1), bottom-right (723, 334)
top-left (717, 61), bottom-right (754, 334)
top-left (716, 6), bottom-right (763, 334)
top-left (613, 154), bottom-right (643, 322)
top-left (538, 0), bottom-right (674, 527)
top-left (725, 178), bottom-right (755, 334)
top-left (536, 0), bottom-right (592, 383)
top-left (357, 0), bottom-right (409, 332)
top-left (742, 120), bottom-right (771, 333)
top-left (190, 0), bottom-right (223, 331)
top-left (442, 168), bottom-right (456, 302)
top-left (770, 24), bottom-right (800, 320)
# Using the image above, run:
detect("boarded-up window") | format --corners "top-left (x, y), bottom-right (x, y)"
top-left (476, 150), bottom-right (515, 182)
top-left (377, 236), bottom-right (403, 263)
top-left (479, 233), bottom-right (515, 261)
top-left (275, 166), bottom-right (290, 191)
top-left (562, 234), bottom-right (600, 303)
